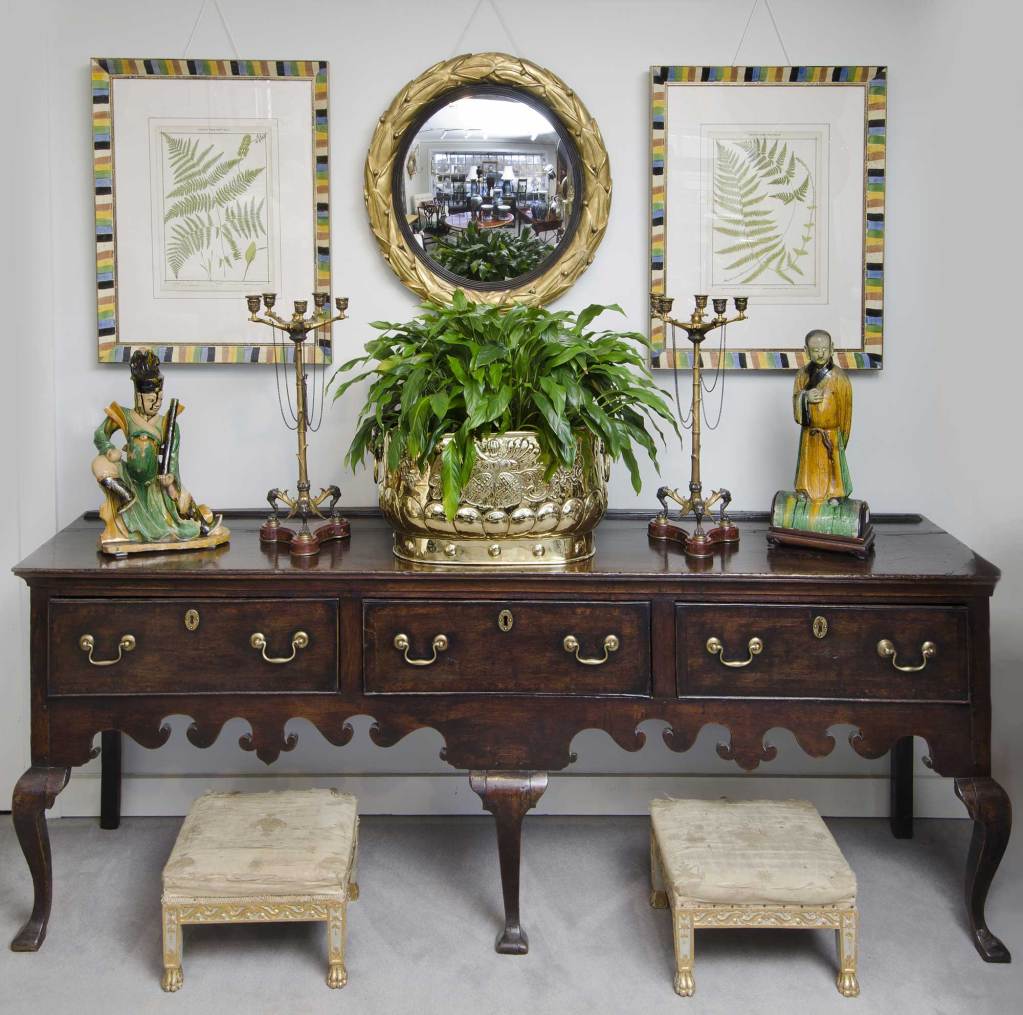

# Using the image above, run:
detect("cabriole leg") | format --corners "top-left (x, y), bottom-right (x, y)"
top-left (10, 765), bottom-right (71, 952)
top-left (954, 776), bottom-right (1012, 962)
top-left (469, 770), bottom-right (548, 954)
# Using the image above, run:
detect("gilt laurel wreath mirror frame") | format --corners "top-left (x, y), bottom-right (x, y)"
top-left (365, 53), bottom-right (611, 306)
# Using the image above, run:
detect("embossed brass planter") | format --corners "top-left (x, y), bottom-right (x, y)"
top-left (378, 431), bottom-right (609, 566)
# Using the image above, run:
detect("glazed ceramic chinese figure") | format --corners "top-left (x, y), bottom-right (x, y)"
top-left (767, 330), bottom-right (874, 557)
top-left (91, 349), bottom-right (229, 555)
top-left (792, 329), bottom-right (852, 503)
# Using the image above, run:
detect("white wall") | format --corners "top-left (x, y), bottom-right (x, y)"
top-left (5, 0), bottom-right (1022, 827)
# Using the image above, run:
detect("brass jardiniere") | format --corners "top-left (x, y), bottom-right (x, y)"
top-left (378, 431), bottom-right (609, 566)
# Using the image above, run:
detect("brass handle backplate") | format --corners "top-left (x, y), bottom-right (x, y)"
top-left (563, 633), bottom-right (620, 666)
top-left (250, 630), bottom-right (309, 664)
top-left (706, 635), bottom-right (763, 668)
top-left (79, 633), bottom-right (136, 667)
top-left (877, 639), bottom-right (936, 672)
top-left (394, 632), bottom-right (448, 666)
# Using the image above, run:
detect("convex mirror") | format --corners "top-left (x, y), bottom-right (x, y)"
top-left (365, 54), bottom-right (611, 306)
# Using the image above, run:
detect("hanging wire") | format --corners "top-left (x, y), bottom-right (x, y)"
top-left (731, 0), bottom-right (792, 66)
top-left (669, 321), bottom-right (694, 439)
top-left (702, 324), bottom-right (728, 430)
top-left (701, 321), bottom-right (727, 394)
top-left (183, 0), bottom-right (241, 58)
top-left (271, 323), bottom-right (298, 431)
top-left (305, 330), bottom-right (318, 433)
top-left (307, 324), bottom-right (328, 433)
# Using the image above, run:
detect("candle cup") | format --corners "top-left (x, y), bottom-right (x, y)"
top-left (651, 293), bottom-right (674, 318)
top-left (246, 295), bottom-right (262, 315)
top-left (294, 300), bottom-right (308, 316)
top-left (262, 292), bottom-right (276, 310)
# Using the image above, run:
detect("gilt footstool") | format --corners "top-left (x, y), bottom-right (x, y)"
top-left (650, 798), bottom-right (859, 998)
top-left (160, 788), bottom-right (359, 992)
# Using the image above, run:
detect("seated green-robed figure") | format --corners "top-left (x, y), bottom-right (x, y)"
top-left (91, 349), bottom-right (226, 553)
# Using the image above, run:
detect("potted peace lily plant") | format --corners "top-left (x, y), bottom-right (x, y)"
top-left (331, 291), bottom-right (677, 565)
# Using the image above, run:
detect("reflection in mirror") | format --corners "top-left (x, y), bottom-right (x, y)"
top-left (399, 91), bottom-right (579, 289)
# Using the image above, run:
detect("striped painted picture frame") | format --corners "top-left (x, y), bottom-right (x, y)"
top-left (93, 58), bottom-right (331, 365)
top-left (650, 66), bottom-right (886, 370)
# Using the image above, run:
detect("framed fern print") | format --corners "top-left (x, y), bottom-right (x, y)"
top-left (650, 66), bottom-right (886, 370)
top-left (92, 59), bottom-right (331, 364)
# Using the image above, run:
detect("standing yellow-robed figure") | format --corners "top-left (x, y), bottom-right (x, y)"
top-left (792, 330), bottom-right (852, 503)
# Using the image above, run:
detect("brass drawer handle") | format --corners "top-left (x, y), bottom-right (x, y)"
top-left (394, 632), bottom-right (448, 666)
top-left (563, 633), bottom-right (620, 666)
top-left (250, 630), bottom-right (309, 664)
top-left (877, 639), bottom-right (936, 672)
top-left (79, 633), bottom-right (135, 667)
top-left (706, 635), bottom-right (763, 668)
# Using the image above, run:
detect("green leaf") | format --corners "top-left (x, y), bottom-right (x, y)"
top-left (429, 392), bottom-right (450, 418)
top-left (441, 440), bottom-right (461, 520)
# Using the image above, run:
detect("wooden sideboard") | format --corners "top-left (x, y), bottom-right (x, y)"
top-left (9, 511), bottom-right (1011, 964)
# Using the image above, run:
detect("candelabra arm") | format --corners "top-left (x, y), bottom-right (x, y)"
top-left (249, 311), bottom-right (292, 330)
top-left (313, 310), bottom-right (348, 329)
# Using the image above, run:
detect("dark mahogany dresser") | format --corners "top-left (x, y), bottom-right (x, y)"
top-left (9, 511), bottom-right (1010, 963)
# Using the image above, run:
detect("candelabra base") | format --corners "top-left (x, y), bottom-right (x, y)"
top-left (648, 516), bottom-right (740, 559)
top-left (260, 516), bottom-right (351, 559)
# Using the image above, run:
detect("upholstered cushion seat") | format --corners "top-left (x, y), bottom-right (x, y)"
top-left (649, 797), bottom-right (860, 998)
top-left (163, 788), bottom-right (358, 899)
top-left (650, 797), bottom-right (856, 907)
top-left (159, 788), bottom-right (359, 993)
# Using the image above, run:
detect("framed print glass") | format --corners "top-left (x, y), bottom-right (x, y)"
top-left (92, 58), bottom-right (331, 364)
top-left (650, 66), bottom-right (886, 370)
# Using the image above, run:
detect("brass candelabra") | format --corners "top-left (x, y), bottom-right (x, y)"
top-left (649, 293), bottom-right (748, 558)
top-left (246, 291), bottom-right (350, 558)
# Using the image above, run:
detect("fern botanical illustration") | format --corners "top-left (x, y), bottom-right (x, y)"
top-left (712, 136), bottom-right (816, 285)
top-left (162, 132), bottom-right (268, 281)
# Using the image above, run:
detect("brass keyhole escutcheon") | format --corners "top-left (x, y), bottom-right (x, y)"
top-left (812, 616), bottom-right (828, 640)
top-left (498, 609), bottom-right (514, 633)
top-left (184, 609), bottom-right (200, 632)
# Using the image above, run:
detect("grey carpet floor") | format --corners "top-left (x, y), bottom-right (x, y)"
top-left (0, 815), bottom-right (1020, 1015)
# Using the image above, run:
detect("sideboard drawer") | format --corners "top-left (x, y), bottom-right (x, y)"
top-left (48, 598), bottom-right (338, 695)
top-left (364, 599), bottom-right (651, 695)
top-left (677, 604), bottom-right (969, 701)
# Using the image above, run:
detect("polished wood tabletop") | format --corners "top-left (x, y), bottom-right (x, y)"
top-left (14, 511), bottom-right (1000, 586)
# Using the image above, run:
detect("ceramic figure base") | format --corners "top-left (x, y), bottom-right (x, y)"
top-left (99, 525), bottom-right (230, 557)
top-left (769, 490), bottom-right (874, 558)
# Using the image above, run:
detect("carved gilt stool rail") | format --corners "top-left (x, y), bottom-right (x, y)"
top-left (650, 798), bottom-right (859, 998)
top-left (160, 788), bottom-right (359, 992)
